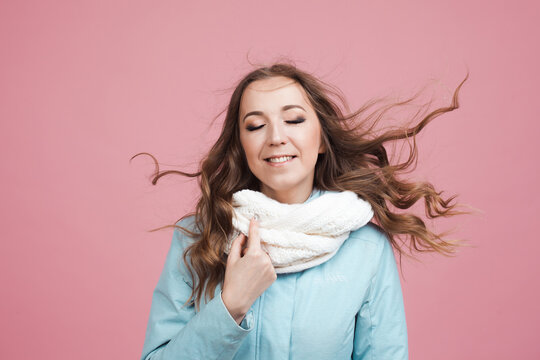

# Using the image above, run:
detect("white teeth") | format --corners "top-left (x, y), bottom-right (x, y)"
top-left (267, 156), bottom-right (293, 163)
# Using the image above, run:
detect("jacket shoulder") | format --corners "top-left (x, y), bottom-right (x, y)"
top-left (346, 222), bottom-right (396, 283)
top-left (170, 215), bottom-right (200, 287)
top-left (348, 222), bottom-right (388, 246)
top-left (173, 215), bottom-right (199, 248)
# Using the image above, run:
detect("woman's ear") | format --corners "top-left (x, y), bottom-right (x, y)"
top-left (318, 138), bottom-right (326, 154)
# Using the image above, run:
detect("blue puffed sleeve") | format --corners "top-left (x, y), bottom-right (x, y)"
top-left (352, 232), bottom-right (409, 359)
top-left (140, 218), bottom-right (254, 360)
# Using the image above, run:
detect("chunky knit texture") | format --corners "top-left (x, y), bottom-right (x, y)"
top-left (224, 188), bottom-right (374, 273)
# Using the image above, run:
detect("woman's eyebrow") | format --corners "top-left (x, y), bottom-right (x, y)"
top-left (242, 104), bottom-right (306, 123)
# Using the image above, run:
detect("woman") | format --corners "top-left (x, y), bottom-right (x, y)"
top-left (136, 62), bottom-right (470, 359)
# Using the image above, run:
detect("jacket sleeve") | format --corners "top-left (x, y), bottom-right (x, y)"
top-left (140, 219), bottom-right (255, 360)
top-left (352, 232), bottom-right (409, 359)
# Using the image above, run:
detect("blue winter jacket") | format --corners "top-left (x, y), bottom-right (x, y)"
top-left (141, 188), bottom-right (409, 359)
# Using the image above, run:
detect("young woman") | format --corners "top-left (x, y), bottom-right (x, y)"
top-left (136, 62), bottom-right (470, 360)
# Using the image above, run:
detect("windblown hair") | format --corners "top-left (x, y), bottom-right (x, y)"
top-left (132, 60), bottom-right (474, 311)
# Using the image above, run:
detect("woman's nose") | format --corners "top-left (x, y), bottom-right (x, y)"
top-left (267, 122), bottom-right (288, 145)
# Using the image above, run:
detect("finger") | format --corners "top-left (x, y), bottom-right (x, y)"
top-left (228, 232), bottom-right (246, 263)
top-left (247, 215), bottom-right (261, 252)
top-left (260, 243), bottom-right (271, 260)
top-left (262, 244), bottom-right (270, 257)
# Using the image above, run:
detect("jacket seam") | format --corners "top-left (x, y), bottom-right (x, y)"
top-left (288, 274), bottom-right (298, 360)
top-left (255, 292), bottom-right (264, 360)
top-left (362, 234), bottom-right (386, 360)
top-left (366, 277), bottom-right (375, 360)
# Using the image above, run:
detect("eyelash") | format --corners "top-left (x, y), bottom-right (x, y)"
top-left (246, 117), bottom-right (306, 132)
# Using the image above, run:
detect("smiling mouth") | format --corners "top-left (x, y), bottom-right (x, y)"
top-left (264, 155), bottom-right (297, 163)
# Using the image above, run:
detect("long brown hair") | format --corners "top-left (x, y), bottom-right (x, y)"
top-left (132, 60), bottom-right (475, 311)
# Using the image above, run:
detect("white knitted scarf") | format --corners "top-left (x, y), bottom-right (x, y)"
top-left (224, 188), bottom-right (374, 273)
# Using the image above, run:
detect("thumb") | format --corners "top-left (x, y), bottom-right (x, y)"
top-left (227, 232), bottom-right (246, 263)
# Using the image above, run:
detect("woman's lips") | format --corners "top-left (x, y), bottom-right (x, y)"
top-left (265, 156), bottom-right (296, 167)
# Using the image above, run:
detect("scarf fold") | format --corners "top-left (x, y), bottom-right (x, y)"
top-left (224, 188), bottom-right (374, 273)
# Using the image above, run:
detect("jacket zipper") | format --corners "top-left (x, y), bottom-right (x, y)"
top-left (255, 291), bottom-right (265, 360)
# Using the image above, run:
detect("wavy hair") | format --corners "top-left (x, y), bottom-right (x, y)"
top-left (132, 60), bottom-right (475, 311)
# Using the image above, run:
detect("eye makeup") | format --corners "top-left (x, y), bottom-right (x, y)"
top-left (246, 116), bottom-right (306, 132)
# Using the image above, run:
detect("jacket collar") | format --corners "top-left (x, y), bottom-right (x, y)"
top-left (304, 187), bottom-right (322, 204)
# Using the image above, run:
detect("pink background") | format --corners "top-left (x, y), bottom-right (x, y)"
top-left (1, 1), bottom-right (538, 359)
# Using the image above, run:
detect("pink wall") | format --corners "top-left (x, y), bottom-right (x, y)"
top-left (1, 1), bottom-right (538, 359)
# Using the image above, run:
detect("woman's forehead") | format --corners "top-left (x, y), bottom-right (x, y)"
top-left (240, 77), bottom-right (310, 111)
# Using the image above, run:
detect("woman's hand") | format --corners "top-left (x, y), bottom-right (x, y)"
top-left (222, 215), bottom-right (277, 325)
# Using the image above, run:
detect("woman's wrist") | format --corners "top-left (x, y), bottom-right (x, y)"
top-left (221, 290), bottom-right (247, 325)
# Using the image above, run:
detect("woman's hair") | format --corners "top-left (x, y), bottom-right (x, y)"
top-left (132, 59), bottom-right (474, 311)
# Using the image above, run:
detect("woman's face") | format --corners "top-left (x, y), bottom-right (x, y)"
top-left (238, 76), bottom-right (326, 203)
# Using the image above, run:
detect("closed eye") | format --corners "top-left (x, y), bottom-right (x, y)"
top-left (287, 117), bottom-right (305, 124)
top-left (246, 117), bottom-right (306, 132)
